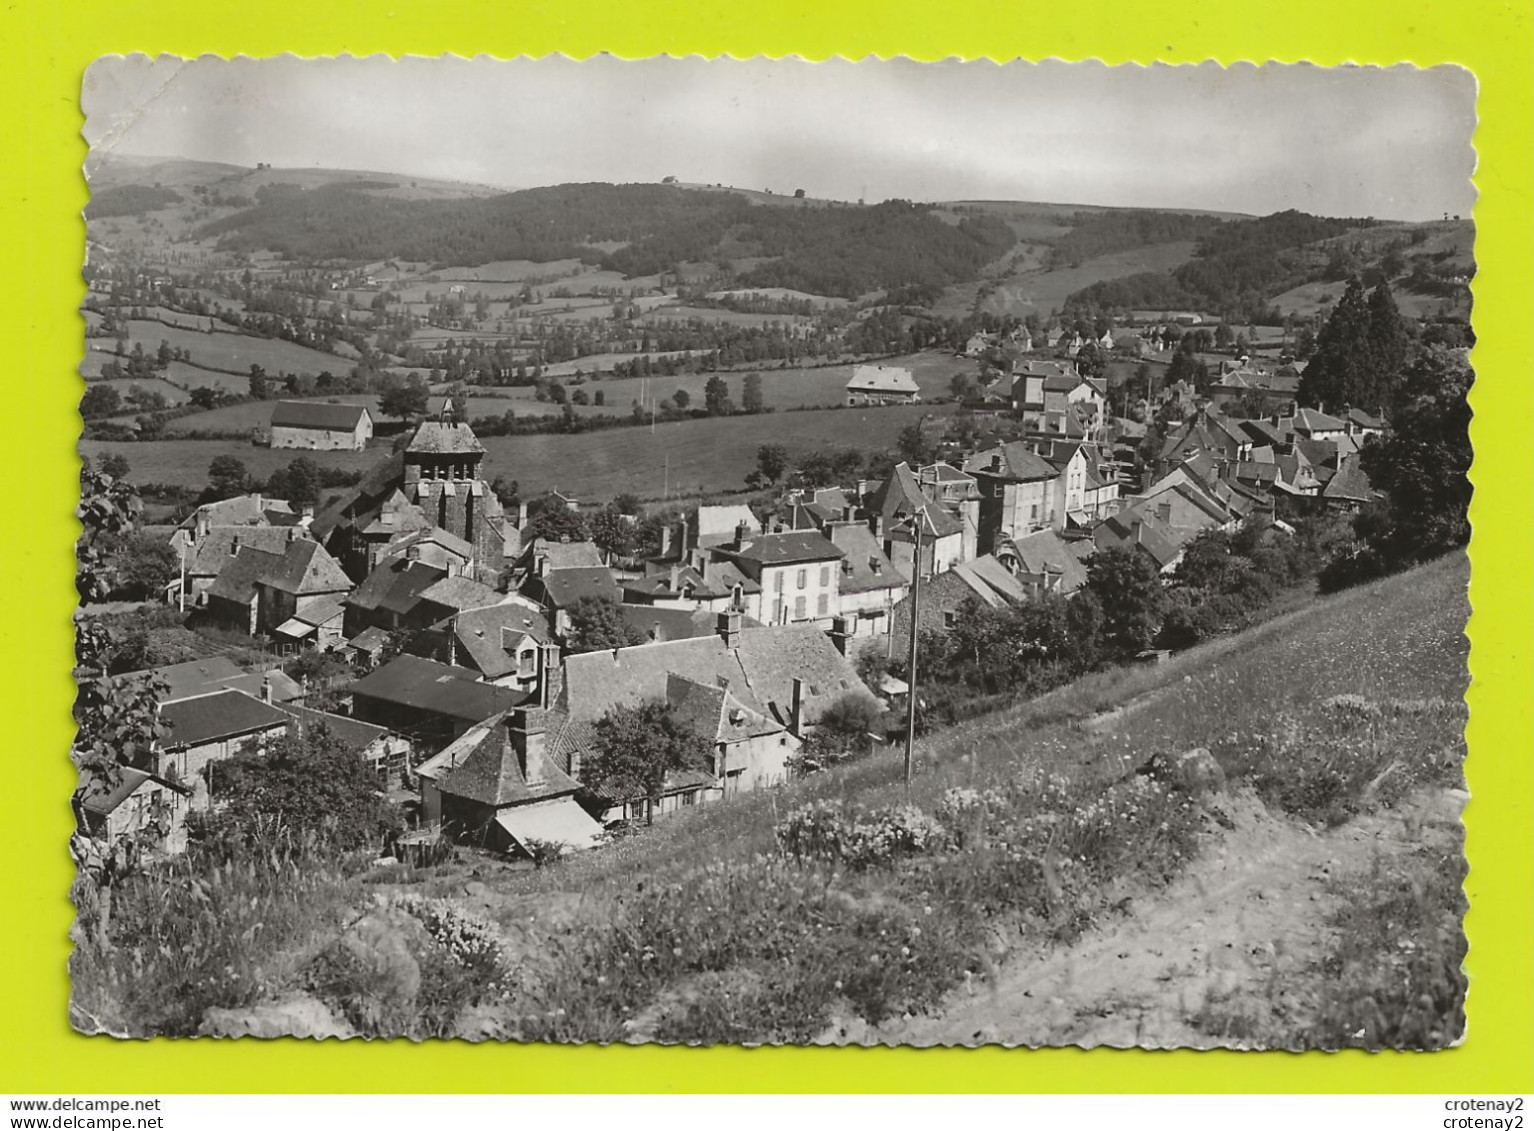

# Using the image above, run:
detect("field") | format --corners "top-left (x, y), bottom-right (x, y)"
top-left (82, 320), bottom-right (351, 381)
top-left (933, 240), bottom-right (1202, 320)
top-left (478, 402), bottom-right (954, 500)
top-left (72, 555), bottom-right (1470, 1043)
top-left (78, 436), bottom-right (378, 488)
top-left (1270, 279), bottom-right (1472, 321)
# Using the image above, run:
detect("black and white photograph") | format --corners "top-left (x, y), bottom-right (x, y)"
top-left (71, 55), bottom-right (1475, 1049)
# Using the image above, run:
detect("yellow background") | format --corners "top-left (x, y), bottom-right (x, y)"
top-left (1, 0), bottom-right (1528, 1094)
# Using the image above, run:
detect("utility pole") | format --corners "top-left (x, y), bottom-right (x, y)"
top-left (903, 512), bottom-right (923, 789)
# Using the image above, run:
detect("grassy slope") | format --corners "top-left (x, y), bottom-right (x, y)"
top-left (494, 553), bottom-right (1469, 901)
top-left (83, 401), bottom-right (955, 499)
top-left (72, 555), bottom-right (1468, 1040)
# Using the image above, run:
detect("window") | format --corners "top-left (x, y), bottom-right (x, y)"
top-left (819, 565), bottom-right (831, 587)
top-left (943, 610), bottom-right (957, 629)
top-left (796, 568), bottom-right (807, 590)
top-left (817, 593), bottom-right (829, 617)
top-left (794, 596), bottom-right (807, 620)
top-left (775, 571), bottom-right (785, 593)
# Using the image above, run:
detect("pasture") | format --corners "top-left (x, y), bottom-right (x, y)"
top-left (78, 436), bottom-right (378, 489)
top-left (477, 402), bottom-right (956, 501)
top-left (933, 240), bottom-right (1202, 321)
top-left (88, 319), bottom-right (351, 381)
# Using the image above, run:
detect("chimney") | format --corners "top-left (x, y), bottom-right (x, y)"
top-left (669, 564), bottom-right (681, 591)
top-left (790, 677), bottom-right (806, 736)
top-left (509, 710), bottom-right (547, 787)
top-left (717, 609), bottom-right (742, 650)
top-left (230, 534), bottom-right (241, 555)
top-left (406, 544), bottom-right (421, 562)
top-left (989, 454), bottom-right (1002, 472)
top-left (254, 492), bottom-right (262, 512)
top-left (830, 615), bottom-right (851, 657)
top-left (659, 522), bottom-right (673, 558)
top-left (535, 553), bottom-right (549, 578)
top-left (735, 519), bottom-right (751, 546)
top-left (193, 508), bottom-right (210, 541)
top-left (287, 527), bottom-right (297, 543)
top-left (517, 500), bottom-right (530, 529)
top-left (260, 674), bottom-right (273, 703)
top-left (537, 640), bottom-right (561, 708)
top-left (1156, 501), bottom-right (1172, 524)
top-left (299, 502), bottom-right (314, 523)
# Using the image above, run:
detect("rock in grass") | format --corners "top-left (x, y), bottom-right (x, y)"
top-left (1139, 747), bottom-right (1226, 797)
top-left (200, 995), bottom-right (354, 1040)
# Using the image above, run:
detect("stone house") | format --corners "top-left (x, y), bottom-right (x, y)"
top-left (269, 401), bottom-right (373, 451)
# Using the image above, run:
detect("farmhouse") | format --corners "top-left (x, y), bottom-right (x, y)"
top-left (205, 533), bottom-right (353, 638)
top-left (845, 364), bottom-right (921, 406)
top-left (158, 689), bottom-right (291, 811)
top-left (269, 400), bottom-right (374, 451)
top-left (349, 653), bottom-right (525, 750)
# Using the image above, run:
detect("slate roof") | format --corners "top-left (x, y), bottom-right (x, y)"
top-left (1322, 454), bottom-right (1377, 502)
top-left (1348, 407), bottom-right (1386, 430)
top-left (720, 530), bottom-right (844, 568)
top-left (563, 623), bottom-right (876, 732)
top-left (867, 463), bottom-right (965, 539)
top-left (1006, 529), bottom-right (1090, 594)
top-left (347, 557), bottom-right (449, 615)
top-left (621, 604), bottom-right (764, 644)
top-left (278, 703), bottom-right (391, 751)
top-left (418, 575), bottom-right (503, 614)
top-left (846, 364), bottom-right (920, 394)
top-left (434, 714), bottom-right (579, 807)
top-left (516, 537), bottom-right (606, 574)
top-left (159, 690), bottom-right (289, 749)
top-left (1294, 407), bottom-right (1347, 433)
top-left (1093, 511), bottom-right (1183, 570)
top-left (348, 654), bottom-right (524, 722)
top-left (666, 672), bottom-right (781, 744)
top-left (952, 556), bottom-right (1032, 606)
top-left (536, 567), bottom-right (623, 609)
top-left (310, 452), bottom-right (407, 539)
top-left (963, 443), bottom-right (1060, 482)
top-left (406, 420), bottom-right (485, 455)
top-left (824, 523), bottom-right (905, 595)
top-left (176, 494), bottom-right (295, 532)
top-left (113, 656), bottom-right (245, 703)
top-left (270, 400), bottom-right (370, 430)
top-left (186, 527), bottom-right (303, 577)
top-left (437, 601), bottom-right (552, 680)
top-left (292, 594), bottom-right (347, 627)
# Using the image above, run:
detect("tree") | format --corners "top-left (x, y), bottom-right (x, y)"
top-left (895, 420), bottom-right (936, 468)
top-left (1365, 283), bottom-right (1410, 406)
top-left (1300, 275), bottom-right (1375, 411)
top-left (756, 443), bottom-right (791, 484)
top-left (564, 595), bottom-right (646, 655)
top-left (704, 375), bottom-right (730, 415)
top-left (80, 384), bottom-right (121, 418)
top-left (1085, 546), bottom-right (1168, 659)
top-left (582, 699), bottom-right (714, 824)
top-left (491, 475), bottom-right (521, 510)
top-left (524, 495), bottom-right (590, 542)
top-left (117, 532), bottom-right (178, 600)
top-left (589, 507), bottom-right (637, 561)
top-left (1355, 347), bottom-right (1473, 566)
top-left (1074, 341), bottom-right (1106, 382)
top-left (188, 386), bottom-right (219, 410)
top-left (200, 726), bottom-right (401, 851)
top-left (205, 455), bottom-right (249, 502)
top-left (378, 374), bottom-right (429, 422)
top-left (790, 692), bottom-right (887, 775)
top-left (1214, 323), bottom-right (1234, 351)
top-left (247, 364), bottom-right (270, 400)
top-left (270, 456), bottom-right (322, 505)
top-left (672, 388), bottom-right (691, 410)
top-left (949, 371), bottom-right (979, 402)
top-left (99, 453), bottom-right (131, 480)
top-left (741, 372), bottom-right (764, 414)
top-left (76, 465), bottom-right (144, 603)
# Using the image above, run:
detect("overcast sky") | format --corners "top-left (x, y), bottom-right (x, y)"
top-left (83, 56), bottom-right (1477, 220)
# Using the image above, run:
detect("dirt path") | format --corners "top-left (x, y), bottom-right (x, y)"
top-left (864, 787), bottom-right (1463, 1049)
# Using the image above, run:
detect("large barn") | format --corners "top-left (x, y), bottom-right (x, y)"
top-left (845, 365), bottom-right (921, 406)
top-left (269, 401), bottom-right (374, 451)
